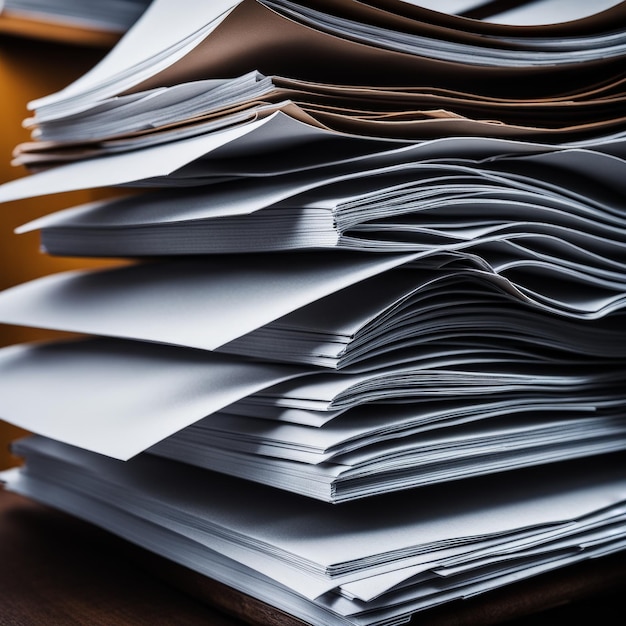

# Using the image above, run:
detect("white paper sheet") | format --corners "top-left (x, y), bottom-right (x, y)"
top-left (28, 0), bottom-right (242, 112)
top-left (0, 338), bottom-right (305, 459)
top-left (0, 252), bottom-right (423, 350)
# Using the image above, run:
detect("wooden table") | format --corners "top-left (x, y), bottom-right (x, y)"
top-left (1, 487), bottom-right (626, 625)
top-left (0, 489), bottom-right (244, 625)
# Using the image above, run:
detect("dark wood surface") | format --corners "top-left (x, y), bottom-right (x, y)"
top-left (1, 487), bottom-right (626, 626)
top-left (0, 489), bottom-right (244, 625)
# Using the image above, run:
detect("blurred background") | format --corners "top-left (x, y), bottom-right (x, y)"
top-left (0, 30), bottom-right (121, 469)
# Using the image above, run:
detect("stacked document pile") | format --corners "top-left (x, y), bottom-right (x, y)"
top-left (2, 1), bottom-right (626, 624)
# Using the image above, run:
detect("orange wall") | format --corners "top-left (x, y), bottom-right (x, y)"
top-left (0, 33), bottom-right (120, 468)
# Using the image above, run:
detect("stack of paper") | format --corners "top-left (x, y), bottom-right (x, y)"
top-left (5, 435), bottom-right (626, 624)
top-left (1, 1), bottom-right (626, 624)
